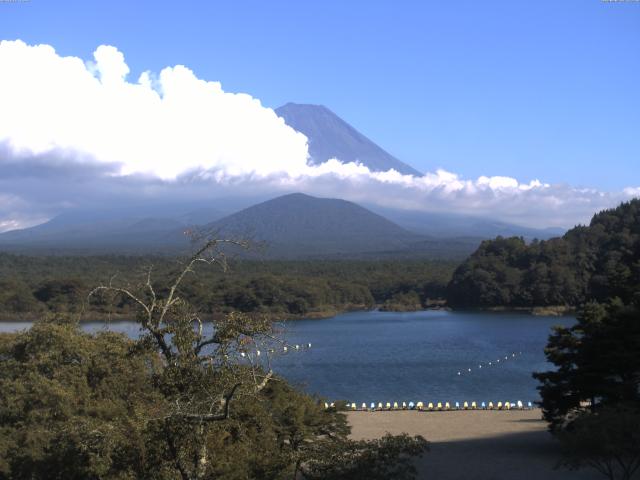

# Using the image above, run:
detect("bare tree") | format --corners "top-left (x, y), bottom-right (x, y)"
top-left (89, 237), bottom-right (280, 480)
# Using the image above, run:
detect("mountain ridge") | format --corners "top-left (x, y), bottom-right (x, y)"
top-left (276, 103), bottom-right (421, 176)
top-left (0, 192), bottom-right (563, 258)
top-left (205, 193), bottom-right (427, 258)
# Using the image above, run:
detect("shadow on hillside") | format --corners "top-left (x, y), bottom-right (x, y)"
top-left (414, 430), bottom-right (602, 480)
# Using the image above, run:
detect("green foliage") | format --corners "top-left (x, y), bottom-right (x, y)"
top-left (0, 279), bottom-right (42, 314)
top-left (0, 317), bottom-right (376, 479)
top-left (447, 199), bottom-right (640, 308)
top-left (379, 291), bottom-right (423, 312)
top-left (303, 433), bottom-right (429, 480)
top-left (534, 288), bottom-right (640, 480)
top-left (0, 245), bottom-right (430, 479)
top-left (556, 406), bottom-right (640, 480)
top-left (534, 301), bottom-right (640, 430)
top-left (0, 256), bottom-right (456, 319)
top-left (0, 316), bottom-right (163, 479)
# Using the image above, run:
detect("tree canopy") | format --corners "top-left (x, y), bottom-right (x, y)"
top-left (534, 301), bottom-right (640, 430)
top-left (0, 255), bottom-right (455, 320)
top-left (447, 199), bottom-right (640, 309)
top-left (0, 240), bottom-right (429, 479)
top-left (534, 300), bottom-right (640, 480)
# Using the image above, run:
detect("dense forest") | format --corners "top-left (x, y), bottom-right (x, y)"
top-left (0, 255), bottom-right (456, 320)
top-left (0, 241), bottom-right (429, 479)
top-left (447, 200), bottom-right (640, 309)
top-left (3, 199), bottom-right (640, 318)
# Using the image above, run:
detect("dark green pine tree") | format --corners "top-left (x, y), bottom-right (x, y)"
top-left (534, 300), bottom-right (640, 431)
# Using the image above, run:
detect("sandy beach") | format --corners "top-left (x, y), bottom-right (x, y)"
top-left (347, 409), bottom-right (601, 480)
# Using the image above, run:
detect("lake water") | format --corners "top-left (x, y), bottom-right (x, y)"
top-left (0, 310), bottom-right (573, 405)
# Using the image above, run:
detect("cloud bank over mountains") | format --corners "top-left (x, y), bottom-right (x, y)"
top-left (0, 40), bottom-right (637, 231)
top-left (0, 40), bottom-right (309, 179)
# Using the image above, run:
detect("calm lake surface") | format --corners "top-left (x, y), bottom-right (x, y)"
top-left (0, 310), bottom-right (573, 404)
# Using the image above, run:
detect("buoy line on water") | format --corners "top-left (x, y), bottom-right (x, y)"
top-left (237, 342), bottom-right (312, 359)
top-left (456, 351), bottom-right (523, 377)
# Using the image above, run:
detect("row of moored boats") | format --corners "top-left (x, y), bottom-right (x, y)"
top-left (325, 400), bottom-right (534, 411)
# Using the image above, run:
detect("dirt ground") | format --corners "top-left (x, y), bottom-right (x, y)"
top-left (347, 409), bottom-right (601, 480)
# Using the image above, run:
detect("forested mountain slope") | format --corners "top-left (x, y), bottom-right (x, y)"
top-left (447, 200), bottom-right (640, 308)
top-left (207, 193), bottom-right (445, 258)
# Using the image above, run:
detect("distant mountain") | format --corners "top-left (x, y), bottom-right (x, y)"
top-left (206, 193), bottom-right (427, 258)
top-left (0, 203), bottom-right (232, 254)
top-left (276, 103), bottom-right (421, 176)
top-left (0, 214), bottom-right (186, 254)
top-left (0, 193), bottom-right (523, 259)
top-left (366, 205), bottom-right (565, 240)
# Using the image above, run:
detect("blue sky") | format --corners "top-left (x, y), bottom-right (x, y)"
top-left (0, 0), bottom-right (639, 232)
top-left (2, 0), bottom-right (638, 190)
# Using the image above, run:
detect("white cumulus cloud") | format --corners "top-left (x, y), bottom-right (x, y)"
top-left (0, 39), bottom-right (638, 233)
top-left (0, 40), bottom-right (310, 180)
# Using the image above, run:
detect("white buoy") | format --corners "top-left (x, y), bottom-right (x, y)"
top-left (256, 350), bottom-right (261, 356)
top-left (240, 352), bottom-right (246, 358)
top-left (295, 344), bottom-right (300, 350)
top-left (457, 371), bottom-right (461, 376)
top-left (283, 346), bottom-right (288, 352)
top-left (479, 365), bottom-right (482, 368)
top-left (489, 362), bottom-right (492, 366)
top-left (307, 343), bottom-right (312, 348)
top-left (468, 368), bottom-right (472, 372)
top-left (527, 401), bottom-right (533, 409)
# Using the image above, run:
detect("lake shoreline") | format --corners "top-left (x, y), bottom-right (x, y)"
top-left (0, 303), bottom-right (574, 323)
top-left (485, 305), bottom-right (575, 316)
